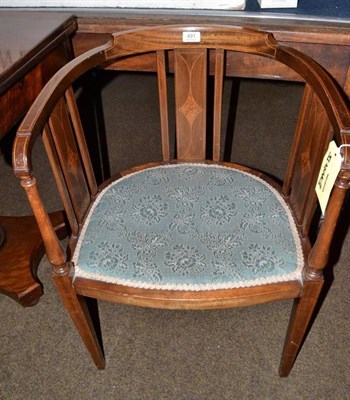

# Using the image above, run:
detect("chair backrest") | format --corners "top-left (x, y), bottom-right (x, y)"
top-left (13, 25), bottom-right (350, 275)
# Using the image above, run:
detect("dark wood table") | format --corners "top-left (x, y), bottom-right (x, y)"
top-left (72, 6), bottom-right (350, 97)
top-left (0, 12), bottom-right (77, 306)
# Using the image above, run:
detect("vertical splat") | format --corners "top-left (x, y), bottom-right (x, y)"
top-left (156, 50), bottom-right (171, 162)
top-left (48, 96), bottom-right (91, 224)
top-left (65, 87), bottom-right (98, 197)
top-left (213, 49), bottom-right (225, 162)
top-left (42, 124), bottom-right (79, 236)
top-left (286, 84), bottom-right (333, 235)
top-left (174, 48), bottom-right (207, 161)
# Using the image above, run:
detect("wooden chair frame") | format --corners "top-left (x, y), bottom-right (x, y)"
top-left (13, 25), bottom-right (350, 376)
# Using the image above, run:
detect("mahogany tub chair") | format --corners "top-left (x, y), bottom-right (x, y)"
top-left (13, 25), bottom-right (350, 376)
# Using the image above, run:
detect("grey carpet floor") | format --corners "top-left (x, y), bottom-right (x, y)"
top-left (0, 72), bottom-right (349, 400)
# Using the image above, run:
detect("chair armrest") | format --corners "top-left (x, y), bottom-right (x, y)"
top-left (12, 41), bottom-right (113, 179)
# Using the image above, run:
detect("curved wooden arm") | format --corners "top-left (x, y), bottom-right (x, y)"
top-left (276, 45), bottom-right (350, 146)
top-left (12, 41), bottom-right (113, 178)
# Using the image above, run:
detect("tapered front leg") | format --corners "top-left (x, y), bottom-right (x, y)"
top-left (53, 264), bottom-right (105, 369)
top-left (279, 280), bottom-right (323, 377)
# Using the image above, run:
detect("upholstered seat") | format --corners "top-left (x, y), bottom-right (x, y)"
top-left (73, 164), bottom-right (303, 290)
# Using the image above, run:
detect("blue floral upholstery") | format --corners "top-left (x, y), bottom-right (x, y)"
top-left (73, 164), bottom-right (303, 290)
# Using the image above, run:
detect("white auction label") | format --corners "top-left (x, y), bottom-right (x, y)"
top-left (315, 140), bottom-right (342, 215)
top-left (182, 32), bottom-right (201, 43)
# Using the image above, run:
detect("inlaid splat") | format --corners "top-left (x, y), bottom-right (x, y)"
top-left (174, 48), bottom-right (207, 161)
top-left (288, 86), bottom-right (333, 234)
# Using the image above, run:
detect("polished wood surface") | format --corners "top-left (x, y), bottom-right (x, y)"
top-left (0, 12), bottom-right (76, 93)
top-left (0, 12), bottom-right (77, 306)
top-left (279, 279), bottom-right (324, 377)
top-left (49, 97), bottom-right (91, 222)
top-left (156, 50), bottom-right (171, 162)
top-left (74, 275), bottom-right (303, 310)
top-left (0, 12), bottom-right (77, 137)
top-left (175, 48), bottom-right (207, 161)
top-left (0, 212), bottom-right (67, 306)
top-left (12, 25), bottom-right (350, 375)
top-left (288, 85), bottom-right (333, 234)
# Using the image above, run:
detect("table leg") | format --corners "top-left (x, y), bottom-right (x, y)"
top-left (0, 210), bottom-right (67, 307)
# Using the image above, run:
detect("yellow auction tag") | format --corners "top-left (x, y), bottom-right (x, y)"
top-left (315, 141), bottom-right (342, 216)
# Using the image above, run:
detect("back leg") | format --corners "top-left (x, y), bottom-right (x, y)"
top-left (279, 279), bottom-right (323, 377)
top-left (53, 264), bottom-right (105, 369)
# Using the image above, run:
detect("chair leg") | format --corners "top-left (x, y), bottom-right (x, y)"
top-left (279, 280), bottom-right (323, 377)
top-left (53, 270), bottom-right (105, 369)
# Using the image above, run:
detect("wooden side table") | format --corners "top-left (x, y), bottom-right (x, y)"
top-left (0, 12), bottom-right (77, 306)
top-left (73, 8), bottom-right (350, 96)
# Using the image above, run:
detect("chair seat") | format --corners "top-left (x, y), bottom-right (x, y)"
top-left (73, 164), bottom-right (304, 290)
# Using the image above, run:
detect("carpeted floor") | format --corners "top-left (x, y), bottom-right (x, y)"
top-left (0, 72), bottom-right (349, 400)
